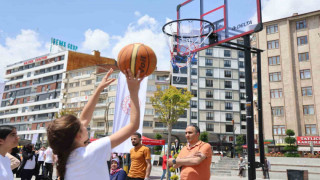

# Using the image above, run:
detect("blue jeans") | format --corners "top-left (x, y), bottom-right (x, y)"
top-left (160, 169), bottom-right (171, 180)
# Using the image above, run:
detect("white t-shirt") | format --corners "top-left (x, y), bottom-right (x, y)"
top-left (65, 137), bottom-right (111, 180)
top-left (38, 150), bottom-right (45, 161)
top-left (0, 155), bottom-right (13, 180)
top-left (44, 147), bottom-right (53, 163)
top-left (24, 155), bottom-right (36, 170)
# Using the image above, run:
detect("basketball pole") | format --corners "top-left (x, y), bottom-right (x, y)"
top-left (244, 35), bottom-right (256, 180)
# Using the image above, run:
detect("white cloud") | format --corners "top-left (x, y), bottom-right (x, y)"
top-left (0, 29), bottom-right (48, 81)
top-left (134, 11), bottom-right (141, 17)
top-left (261, 0), bottom-right (320, 22)
top-left (112, 15), bottom-right (170, 71)
top-left (82, 29), bottom-right (110, 52)
top-left (137, 15), bottom-right (156, 26)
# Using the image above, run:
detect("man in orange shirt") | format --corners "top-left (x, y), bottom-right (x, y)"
top-left (127, 132), bottom-right (151, 180)
top-left (168, 125), bottom-right (212, 180)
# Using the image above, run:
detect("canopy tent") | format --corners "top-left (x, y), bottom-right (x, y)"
top-left (142, 136), bottom-right (165, 146)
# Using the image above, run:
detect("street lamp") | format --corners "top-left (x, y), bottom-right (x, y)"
top-left (269, 103), bottom-right (275, 152)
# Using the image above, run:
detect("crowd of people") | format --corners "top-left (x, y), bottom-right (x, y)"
top-left (1, 69), bottom-right (215, 180)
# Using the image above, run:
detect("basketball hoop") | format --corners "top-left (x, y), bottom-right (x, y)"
top-left (162, 18), bottom-right (217, 71)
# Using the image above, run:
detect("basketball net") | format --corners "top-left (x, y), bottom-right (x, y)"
top-left (163, 19), bottom-right (214, 81)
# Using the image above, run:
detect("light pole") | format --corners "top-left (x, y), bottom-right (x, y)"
top-left (232, 119), bottom-right (236, 158)
top-left (104, 101), bottom-right (113, 135)
top-left (269, 103), bottom-right (275, 152)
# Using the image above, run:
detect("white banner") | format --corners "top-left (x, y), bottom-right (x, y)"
top-left (31, 133), bottom-right (39, 144)
top-left (112, 72), bottom-right (148, 153)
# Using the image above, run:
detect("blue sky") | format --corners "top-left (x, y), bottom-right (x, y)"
top-left (0, 0), bottom-right (319, 82)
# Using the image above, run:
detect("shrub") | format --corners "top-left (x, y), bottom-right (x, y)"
top-left (170, 175), bottom-right (179, 180)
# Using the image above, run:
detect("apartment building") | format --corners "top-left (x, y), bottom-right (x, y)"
top-left (0, 50), bottom-right (115, 144)
top-left (171, 44), bottom-right (247, 149)
top-left (253, 10), bottom-right (320, 149)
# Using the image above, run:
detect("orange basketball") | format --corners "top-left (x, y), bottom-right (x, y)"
top-left (117, 43), bottom-right (157, 78)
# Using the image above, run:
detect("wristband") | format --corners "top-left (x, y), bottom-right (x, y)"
top-left (172, 159), bottom-right (176, 164)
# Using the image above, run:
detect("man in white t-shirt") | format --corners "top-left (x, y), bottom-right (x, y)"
top-left (37, 146), bottom-right (46, 175)
top-left (44, 147), bottom-right (55, 179)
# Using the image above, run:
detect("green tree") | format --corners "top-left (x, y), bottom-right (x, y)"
top-left (154, 133), bottom-right (163, 155)
top-left (235, 135), bottom-right (245, 156)
top-left (284, 129), bottom-right (299, 157)
top-left (200, 131), bottom-right (209, 143)
top-left (151, 85), bottom-right (192, 180)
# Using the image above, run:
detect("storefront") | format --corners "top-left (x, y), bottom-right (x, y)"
top-left (297, 136), bottom-right (320, 153)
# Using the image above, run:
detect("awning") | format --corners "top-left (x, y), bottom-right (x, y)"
top-left (142, 136), bottom-right (165, 146)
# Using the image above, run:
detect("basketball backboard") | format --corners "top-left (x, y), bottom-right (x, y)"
top-left (177, 0), bottom-right (262, 52)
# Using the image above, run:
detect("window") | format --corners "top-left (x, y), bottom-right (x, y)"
top-left (172, 77), bottom-right (187, 85)
top-left (300, 69), bottom-right (311, 79)
top-left (173, 67), bottom-right (187, 74)
top-left (191, 101), bottom-right (197, 108)
top-left (240, 82), bottom-right (245, 89)
top-left (297, 36), bottom-right (308, 46)
top-left (225, 81), bottom-right (232, 88)
top-left (191, 90), bottom-right (197, 97)
top-left (296, 20), bottom-right (307, 30)
top-left (305, 124), bottom-right (316, 135)
top-left (191, 79), bottom-right (197, 86)
top-left (267, 24), bottom-right (278, 34)
top-left (302, 87), bottom-right (312, 96)
top-left (240, 93), bottom-right (246, 100)
top-left (238, 51), bottom-right (244, 58)
top-left (239, 71), bottom-right (245, 78)
top-left (225, 102), bottom-right (233, 110)
top-left (241, 114), bottom-right (246, 121)
top-left (267, 40), bottom-right (279, 49)
top-left (226, 125), bottom-right (234, 132)
top-left (97, 122), bottom-right (104, 127)
top-left (224, 70), bottom-right (232, 78)
top-left (191, 112), bottom-right (197, 119)
top-left (206, 91), bottom-right (213, 98)
top-left (298, 52), bottom-right (309, 62)
top-left (226, 113), bottom-right (233, 121)
top-left (224, 60), bottom-right (231, 67)
top-left (273, 125), bottom-right (286, 135)
top-left (206, 80), bottom-right (213, 87)
top-left (206, 112), bottom-right (214, 120)
top-left (205, 59), bottom-right (213, 66)
top-left (269, 72), bottom-right (281, 82)
top-left (239, 61), bottom-right (244, 68)
top-left (225, 92), bottom-right (232, 99)
top-left (206, 69), bottom-right (213, 76)
top-left (191, 68), bottom-right (197, 75)
top-left (206, 48), bottom-right (213, 56)
top-left (145, 109), bottom-right (154, 115)
top-left (241, 125), bottom-right (246, 130)
top-left (85, 80), bottom-right (92, 85)
top-left (224, 50), bottom-right (231, 57)
top-left (143, 121), bottom-right (153, 127)
top-left (272, 107), bottom-right (284, 116)
top-left (268, 56), bottom-right (280, 65)
top-left (206, 124), bottom-right (214, 131)
top-left (303, 105), bottom-right (314, 115)
top-left (206, 101), bottom-right (213, 109)
top-left (241, 103), bottom-right (246, 110)
top-left (270, 89), bottom-right (283, 98)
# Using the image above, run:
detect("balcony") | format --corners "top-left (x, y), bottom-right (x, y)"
top-left (205, 63), bottom-right (213, 66)
top-left (206, 127), bottom-right (214, 131)
top-left (206, 117), bottom-right (214, 120)
top-left (191, 116), bottom-right (197, 119)
top-left (206, 73), bottom-right (213, 76)
top-left (206, 106), bottom-right (213, 109)
top-left (191, 105), bottom-right (197, 108)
